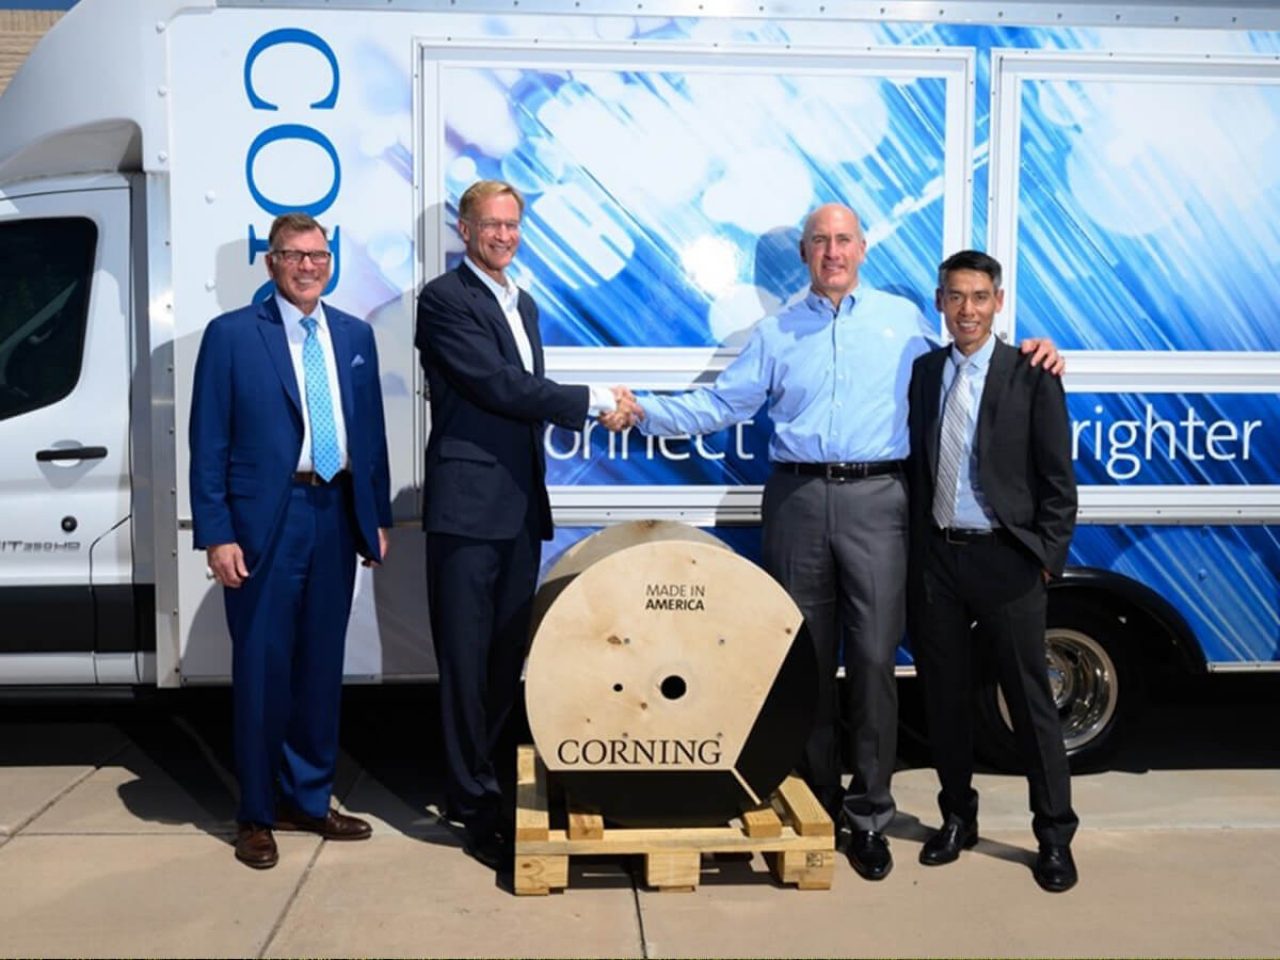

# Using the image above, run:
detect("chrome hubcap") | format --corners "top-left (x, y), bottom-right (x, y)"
top-left (998, 628), bottom-right (1118, 753)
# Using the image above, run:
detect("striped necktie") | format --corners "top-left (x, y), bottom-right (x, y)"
top-left (932, 359), bottom-right (973, 530)
top-left (299, 316), bottom-right (341, 481)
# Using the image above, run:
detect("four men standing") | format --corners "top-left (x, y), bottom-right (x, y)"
top-left (191, 192), bottom-right (1078, 891)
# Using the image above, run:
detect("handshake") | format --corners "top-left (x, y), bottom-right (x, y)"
top-left (600, 386), bottom-right (644, 432)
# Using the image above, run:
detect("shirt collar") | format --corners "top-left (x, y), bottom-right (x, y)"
top-left (803, 285), bottom-right (863, 316)
top-left (949, 331), bottom-right (997, 371)
top-left (275, 293), bottom-right (327, 331)
top-left (464, 256), bottom-right (519, 309)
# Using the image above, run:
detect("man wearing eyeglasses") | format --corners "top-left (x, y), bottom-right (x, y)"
top-left (190, 212), bottom-right (393, 870)
top-left (415, 179), bottom-right (624, 871)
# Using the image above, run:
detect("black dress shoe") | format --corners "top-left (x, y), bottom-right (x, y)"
top-left (1033, 844), bottom-right (1078, 892)
top-left (846, 831), bottom-right (892, 880)
top-left (919, 816), bottom-right (979, 866)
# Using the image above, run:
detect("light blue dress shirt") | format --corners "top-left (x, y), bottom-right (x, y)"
top-left (638, 286), bottom-right (936, 463)
top-left (938, 334), bottom-right (1000, 530)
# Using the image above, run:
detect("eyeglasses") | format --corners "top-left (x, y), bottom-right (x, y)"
top-left (271, 249), bottom-right (333, 265)
top-left (471, 219), bottom-right (521, 235)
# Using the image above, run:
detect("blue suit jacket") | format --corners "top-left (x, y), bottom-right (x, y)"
top-left (415, 264), bottom-right (588, 541)
top-left (189, 297), bottom-right (393, 567)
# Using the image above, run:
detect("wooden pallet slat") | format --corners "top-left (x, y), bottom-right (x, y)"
top-left (512, 745), bottom-right (836, 895)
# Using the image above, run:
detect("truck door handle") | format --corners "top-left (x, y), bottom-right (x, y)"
top-left (36, 446), bottom-right (108, 462)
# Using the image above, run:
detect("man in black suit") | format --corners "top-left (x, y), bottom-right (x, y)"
top-left (415, 180), bottom-right (626, 869)
top-left (906, 250), bottom-right (1080, 892)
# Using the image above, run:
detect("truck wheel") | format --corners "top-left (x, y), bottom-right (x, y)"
top-left (973, 606), bottom-right (1136, 772)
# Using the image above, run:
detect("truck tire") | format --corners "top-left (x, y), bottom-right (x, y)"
top-left (973, 604), bottom-right (1138, 773)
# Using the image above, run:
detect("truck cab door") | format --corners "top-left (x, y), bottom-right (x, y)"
top-left (0, 181), bottom-right (134, 683)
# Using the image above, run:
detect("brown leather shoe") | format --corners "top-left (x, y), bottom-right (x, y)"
top-left (275, 803), bottom-right (372, 841)
top-left (235, 823), bottom-right (278, 869)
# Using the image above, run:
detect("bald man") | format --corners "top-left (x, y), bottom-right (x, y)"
top-left (612, 205), bottom-right (1061, 881)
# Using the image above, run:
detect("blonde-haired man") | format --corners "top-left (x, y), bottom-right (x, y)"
top-left (415, 180), bottom-right (623, 870)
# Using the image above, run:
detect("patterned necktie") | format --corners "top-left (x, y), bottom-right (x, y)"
top-left (932, 359), bottom-right (973, 529)
top-left (299, 316), bottom-right (341, 481)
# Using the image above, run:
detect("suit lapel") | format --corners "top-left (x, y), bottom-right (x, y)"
top-left (459, 264), bottom-right (525, 367)
top-left (978, 339), bottom-right (1017, 448)
top-left (921, 348), bottom-right (948, 482)
top-left (257, 298), bottom-right (303, 416)
top-left (327, 307), bottom-right (358, 428)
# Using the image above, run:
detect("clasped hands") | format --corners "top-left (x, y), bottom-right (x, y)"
top-left (600, 386), bottom-right (643, 432)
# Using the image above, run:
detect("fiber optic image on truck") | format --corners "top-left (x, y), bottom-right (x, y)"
top-left (0, 0), bottom-right (1276, 770)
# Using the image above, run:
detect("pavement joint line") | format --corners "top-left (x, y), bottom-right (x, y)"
top-left (4, 761), bottom-right (103, 838)
top-left (258, 833), bottom-right (327, 959)
top-left (630, 865), bottom-right (649, 959)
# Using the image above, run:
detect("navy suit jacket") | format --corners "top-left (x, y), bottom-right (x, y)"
top-left (907, 338), bottom-right (1077, 577)
top-left (415, 264), bottom-right (588, 541)
top-left (189, 296), bottom-right (393, 567)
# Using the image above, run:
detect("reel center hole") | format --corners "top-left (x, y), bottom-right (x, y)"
top-left (660, 675), bottom-right (687, 700)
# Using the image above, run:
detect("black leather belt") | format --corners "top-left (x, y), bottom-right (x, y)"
top-left (292, 470), bottom-right (347, 486)
top-left (935, 526), bottom-right (998, 544)
top-left (777, 460), bottom-right (904, 482)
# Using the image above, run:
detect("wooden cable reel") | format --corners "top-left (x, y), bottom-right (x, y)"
top-left (525, 520), bottom-right (817, 827)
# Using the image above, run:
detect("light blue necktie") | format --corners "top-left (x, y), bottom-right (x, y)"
top-left (299, 316), bottom-right (341, 481)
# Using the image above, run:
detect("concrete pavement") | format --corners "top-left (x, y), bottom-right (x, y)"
top-left (0, 684), bottom-right (1278, 958)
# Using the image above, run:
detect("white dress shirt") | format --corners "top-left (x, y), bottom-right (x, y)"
top-left (462, 257), bottom-right (615, 415)
top-left (276, 294), bottom-right (350, 472)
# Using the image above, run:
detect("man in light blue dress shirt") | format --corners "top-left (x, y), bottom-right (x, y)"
top-left (613, 204), bottom-right (1060, 881)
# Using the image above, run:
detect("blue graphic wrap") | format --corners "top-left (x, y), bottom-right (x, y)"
top-left (1015, 78), bottom-right (1280, 352)
top-left (1069, 394), bottom-right (1278, 485)
top-left (545, 412), bottom-right (773, 487)
top-left (440, 67), bottom-right (947, 347)
top-left (1070, 526), bottom-right (1280, 665)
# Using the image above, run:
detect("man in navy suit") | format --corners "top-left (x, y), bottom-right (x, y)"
top-left (415, 180), bottom-right (624, 870)
top-left (190, 212), bottom-right (393, 869)
top-left (907, 250), bottom-right (1079, 892)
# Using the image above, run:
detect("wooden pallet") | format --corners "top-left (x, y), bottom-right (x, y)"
top-left (513, 745), bottom-right (836, 895)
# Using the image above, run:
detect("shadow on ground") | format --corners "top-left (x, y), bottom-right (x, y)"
top-left (0, 673), bottom-right (1276, 838)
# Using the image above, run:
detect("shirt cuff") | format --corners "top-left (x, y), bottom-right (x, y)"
top-left (587, 384), bottom-right (617, 417)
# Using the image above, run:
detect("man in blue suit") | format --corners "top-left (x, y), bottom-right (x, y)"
top-left (190, 212), bottom-right (393, 869)
top-left (416, 180), bottom-right (623, 870)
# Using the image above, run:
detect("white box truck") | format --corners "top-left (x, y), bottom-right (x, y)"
top-left (1, 0), bottom-right (1277, 768)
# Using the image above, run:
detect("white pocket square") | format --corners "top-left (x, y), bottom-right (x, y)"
top-left (352, 354), bottom-right (366, 367)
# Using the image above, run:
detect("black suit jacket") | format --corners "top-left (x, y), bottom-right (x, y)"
top-left (415, 264), bottom-right (589, 541)
top-left (907, 338), bottom-right (1077, 576)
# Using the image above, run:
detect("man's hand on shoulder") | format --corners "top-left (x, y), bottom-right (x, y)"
top-left (1020, 337), bottom-right (1065, 377)
top-left (207, 543), bottom-right (249, 589)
